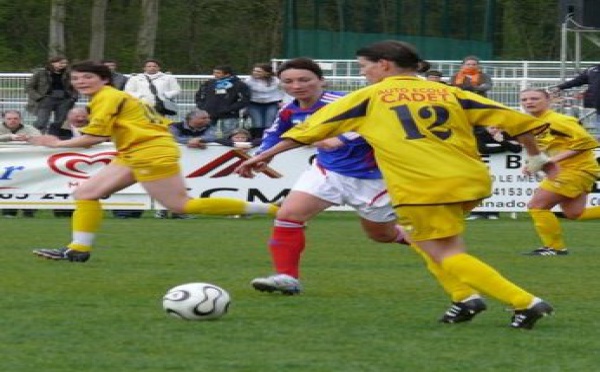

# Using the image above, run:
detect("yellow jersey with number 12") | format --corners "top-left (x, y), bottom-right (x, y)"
top-left (283, 76), bottom-right (547, 207)
top-left (81, 85), bottom-right (175, 154)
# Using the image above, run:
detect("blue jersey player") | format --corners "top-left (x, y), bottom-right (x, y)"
top-left (249, 58), bottom-right (408, 295)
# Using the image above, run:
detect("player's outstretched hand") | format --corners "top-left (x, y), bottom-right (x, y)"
top-left (235, 156), bottom-right (272, 178)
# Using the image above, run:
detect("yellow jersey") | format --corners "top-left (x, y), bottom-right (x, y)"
top-left (283, 76), bottom-right (547, 206)
top-left (81, 86), bottom-right (174, 154)
top-left (535, 110), bottom-right (600, 177)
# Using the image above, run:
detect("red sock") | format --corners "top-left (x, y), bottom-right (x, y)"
top-left (269, 219), bottom-right (305, 278)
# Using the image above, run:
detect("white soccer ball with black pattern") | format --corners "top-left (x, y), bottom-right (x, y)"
top-left (162, 282), bottom-right (231, 320)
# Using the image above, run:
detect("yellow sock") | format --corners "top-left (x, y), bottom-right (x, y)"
top-left (577, 206), bottom-right (600, 220)
top-left (441, 253), bottom-right (534, 309)
top-left (183, 198), bottom-right (278, 216)
top-left (528, 209), bottom-right (564, 249)
top-left (412, 246), bottom-right (478, 302)
top-left (67, 200), bottom-right (103, 252)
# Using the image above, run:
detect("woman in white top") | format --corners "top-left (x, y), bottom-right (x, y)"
top-left (124, 59), bottom-right (181, 116)
top-left (244, 63), bottom-right (284, 138)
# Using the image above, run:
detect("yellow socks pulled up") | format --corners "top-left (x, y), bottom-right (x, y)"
top-left (441, 253), bottom-right (534, 309)
top-left (68, 200), bottom-right (103, 252)
top-left (528, 209), bottom-right (564, 249)
top-left (412, 246), bottom-right (478, 302)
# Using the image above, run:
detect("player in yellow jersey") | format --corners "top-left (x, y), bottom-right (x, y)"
top-left (236, 41), bottom-right (558, 329)
top-left (520, 88), bottom-right (600, 256)
top-left (28, 61), bottom-right (278, 263)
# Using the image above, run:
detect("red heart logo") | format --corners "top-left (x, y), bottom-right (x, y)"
top-left (48, 151), bottom-right (117, 179)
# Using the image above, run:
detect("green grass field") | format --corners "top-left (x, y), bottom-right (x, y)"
top-left (1, 211), bottom-right (599, 371)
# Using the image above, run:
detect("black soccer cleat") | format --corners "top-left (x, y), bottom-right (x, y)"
top-left (440, 297), bottom-right (487, 323)
top-left (510, 299), bottom-right (554, 330)
top-left (33, 247), bottom-right (91, 262)
top-left (522, 247), bottom-right (569, 256)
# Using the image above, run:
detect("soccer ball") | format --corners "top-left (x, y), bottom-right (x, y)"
top-left (162, 282), bottom-right (231, 320)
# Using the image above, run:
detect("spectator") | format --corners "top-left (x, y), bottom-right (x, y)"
top-left (520, 88), bottom-right (600, 256)
top-left (159, 109), bottom-right (219, 219)
top-left (215, 128), bottom-right (261, 149)
top-left (57, 106), bottom-right (89, 139)
top-left (25, 56), bottom-right (77, 135)
top-left (551, 64), bottom-right (600, 136)
top-left (466, 126), bottom-right (522, 220)
top-left (195, 65), bottom-right (250, 137)
top-left (244, 63), bottom-right (284, 139)
top-left (0, 110), bottom-right (40, 142)
top-left (101, 59), bottom-right (128, 90)
top-left (54, 106), bottom-right (91, 217)
top-left (124, 59), bottom-right (181, 116)
top-left (425, 70), bottom-right (447, 84)
top-left (0, 110), bottom-right (40, 218)
top-left (169, 109), bottom-right (217, 149)
top-left (449, 56), bottom-right (493, 97)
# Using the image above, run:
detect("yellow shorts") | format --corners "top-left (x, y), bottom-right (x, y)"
top-left (114, 145), bottom-right (181, 182)
top-left (396, 201), bottom-right (480, 241)
top-left (539, 169), bottom-right (597, 198)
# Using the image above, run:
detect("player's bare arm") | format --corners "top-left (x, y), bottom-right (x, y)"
top-left (515, 132), bottom-right (559, 178)
top-left (28, 134), bottom-right (109, 148)
top-left (235, 139), bottom-right (303, 178)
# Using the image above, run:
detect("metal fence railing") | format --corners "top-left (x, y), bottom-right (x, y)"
top-left (1, 70), bottom-right (594, 130)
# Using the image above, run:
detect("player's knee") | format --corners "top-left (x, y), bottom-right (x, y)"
top-left (564, 210), bottom-right (582, 220)
top-left (367, 231), bottom-right (396, 243)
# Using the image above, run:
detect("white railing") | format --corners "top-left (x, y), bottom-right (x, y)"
top-left (1, 69), bottom-right (594, 129)
top-left (271, 59), bottom-right (600, 79)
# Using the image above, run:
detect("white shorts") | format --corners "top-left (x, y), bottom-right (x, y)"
top-left (292, 162), bottom-right (396, 223)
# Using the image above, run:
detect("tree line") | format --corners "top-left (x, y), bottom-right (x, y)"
top-left (0, 0), bottom-right (596, 75)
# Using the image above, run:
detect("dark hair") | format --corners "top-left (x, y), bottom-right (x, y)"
top-left (426, 70), bottom-right (443, 77)
top-left (276, 57), bottom-right (323, 79)
top-left (143, 58), bottom-right (162, 67)
top-left (253, 63), bottom-right (276, 85)
top-left (356, 40), bottom-right (421, 69)
top-left (417, 60), bottom-right (431, 73)
top-left (46, 56), bottom-right (68, 70)
top-left (48, 56), bottom-right (67, 64)
top-left (214, 65), bottom-right (234, 75)
top-left (70, 60), bottom-right (112, 81)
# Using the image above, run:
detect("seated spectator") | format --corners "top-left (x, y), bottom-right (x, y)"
top-left (214, 128), bottom-right (261, 149)
top-left (425, 70), bottom-right (447, 84)
top-left (158, 109), bottom-right (216, 219)
top-left (57, 106), bottom-right (89, 139)
top-left (0, 110), bottom-right (40, 218)
top-left (0, 109), bottom-right (41, 142)
top-left (169, 109), bottom-right (217, 149)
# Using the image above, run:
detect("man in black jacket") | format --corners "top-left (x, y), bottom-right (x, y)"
top-left (552, 64), bottom-right (600, 135)
top-left (195, 65), bottom-right (250, 138)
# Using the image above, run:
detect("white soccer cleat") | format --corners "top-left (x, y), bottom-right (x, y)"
top-left (251, 274), bottom-right (302, 295)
